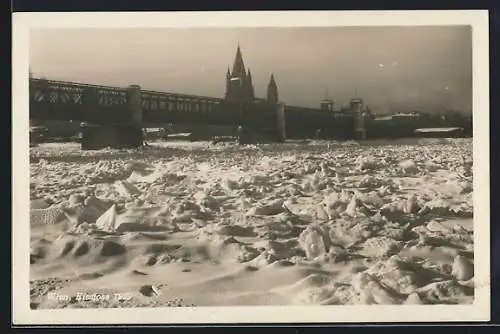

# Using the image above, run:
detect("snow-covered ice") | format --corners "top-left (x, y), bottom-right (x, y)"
top-left (29, 138), bottom-right (474, 308)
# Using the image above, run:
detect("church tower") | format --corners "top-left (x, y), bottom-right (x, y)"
top-left (266, 73), bottom-right (279, 105)
top-left (225, 44), bottom-right (255, 103)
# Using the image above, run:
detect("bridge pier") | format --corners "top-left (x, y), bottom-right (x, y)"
top-left (276, 103), bottom-right (287, 142)
top-left (352, 99), bottom-right (367, 141)
top-left (128, 84), bottom-right (143, 126)
top-left (354, 114), bottom-right (367, 140)
top-left (81, 84), bottom-right (143, 150)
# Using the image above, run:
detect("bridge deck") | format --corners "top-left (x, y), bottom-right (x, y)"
top-left (29, 78), bottom-right (357, 137)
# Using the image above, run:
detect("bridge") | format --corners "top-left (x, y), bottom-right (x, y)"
top-left (29, 78), bottom-right (362, 149)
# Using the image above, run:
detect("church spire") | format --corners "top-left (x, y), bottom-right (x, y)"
top-left (225, 43), bottom-right (255, 103)
top-left (269, 73), bottom-right (276, 86)
top-left (266, 73), bottom-right (279, 105)
top-left (232, 43), bottom-right (246, 77)
top-left (246, 68), bottom-right (254, 100)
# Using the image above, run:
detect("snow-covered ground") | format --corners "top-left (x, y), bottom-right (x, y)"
top-left (29, 138), bottom-right (474, 308)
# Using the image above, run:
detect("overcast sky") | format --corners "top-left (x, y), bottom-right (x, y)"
top-left (30, 26), bottom-right (472, 114)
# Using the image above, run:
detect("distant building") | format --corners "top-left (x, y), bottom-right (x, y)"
top-left (224, 44), bottom-right (279, 105)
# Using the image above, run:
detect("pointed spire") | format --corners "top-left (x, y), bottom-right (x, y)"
top-left (232, 43), bottom-right (246, 77)
top-left (269, 73), bottom-right (276, 86)
top-left (246, 68), bottom-right (254, 100)
top-left (225, 43), bottom-right (255, 103)
top-left (267, 73), bottom-right (279, 104)
top-left (226, 67), bottom-right (231, 77)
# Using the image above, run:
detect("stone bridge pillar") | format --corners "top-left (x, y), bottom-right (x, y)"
top-left (123, 84), bottom-right (143, 148)
top-left (351, 99), bottom-right (366, 140)
top-left (354, 113), bottom-right (367, 140)
top-left (128, 85), bottom-right (143, 126)
top-left (81, 84), bottom-right (144, 150)
top-left (276, 103), bottom-right (287, 142)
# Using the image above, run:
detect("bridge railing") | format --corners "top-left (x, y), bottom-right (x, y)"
top-left (29, 78), bottom-right (235, 126)
top-left (140, 89), bottom-right (226, 125)
top-left (29, 78), bottom-right (132, 124)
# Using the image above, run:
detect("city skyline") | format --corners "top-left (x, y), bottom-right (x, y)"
top-left (30, 26), bottom-right (472, 114)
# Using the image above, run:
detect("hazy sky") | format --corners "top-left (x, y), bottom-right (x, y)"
top-left (30, 26), bottom-right (472, 114)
